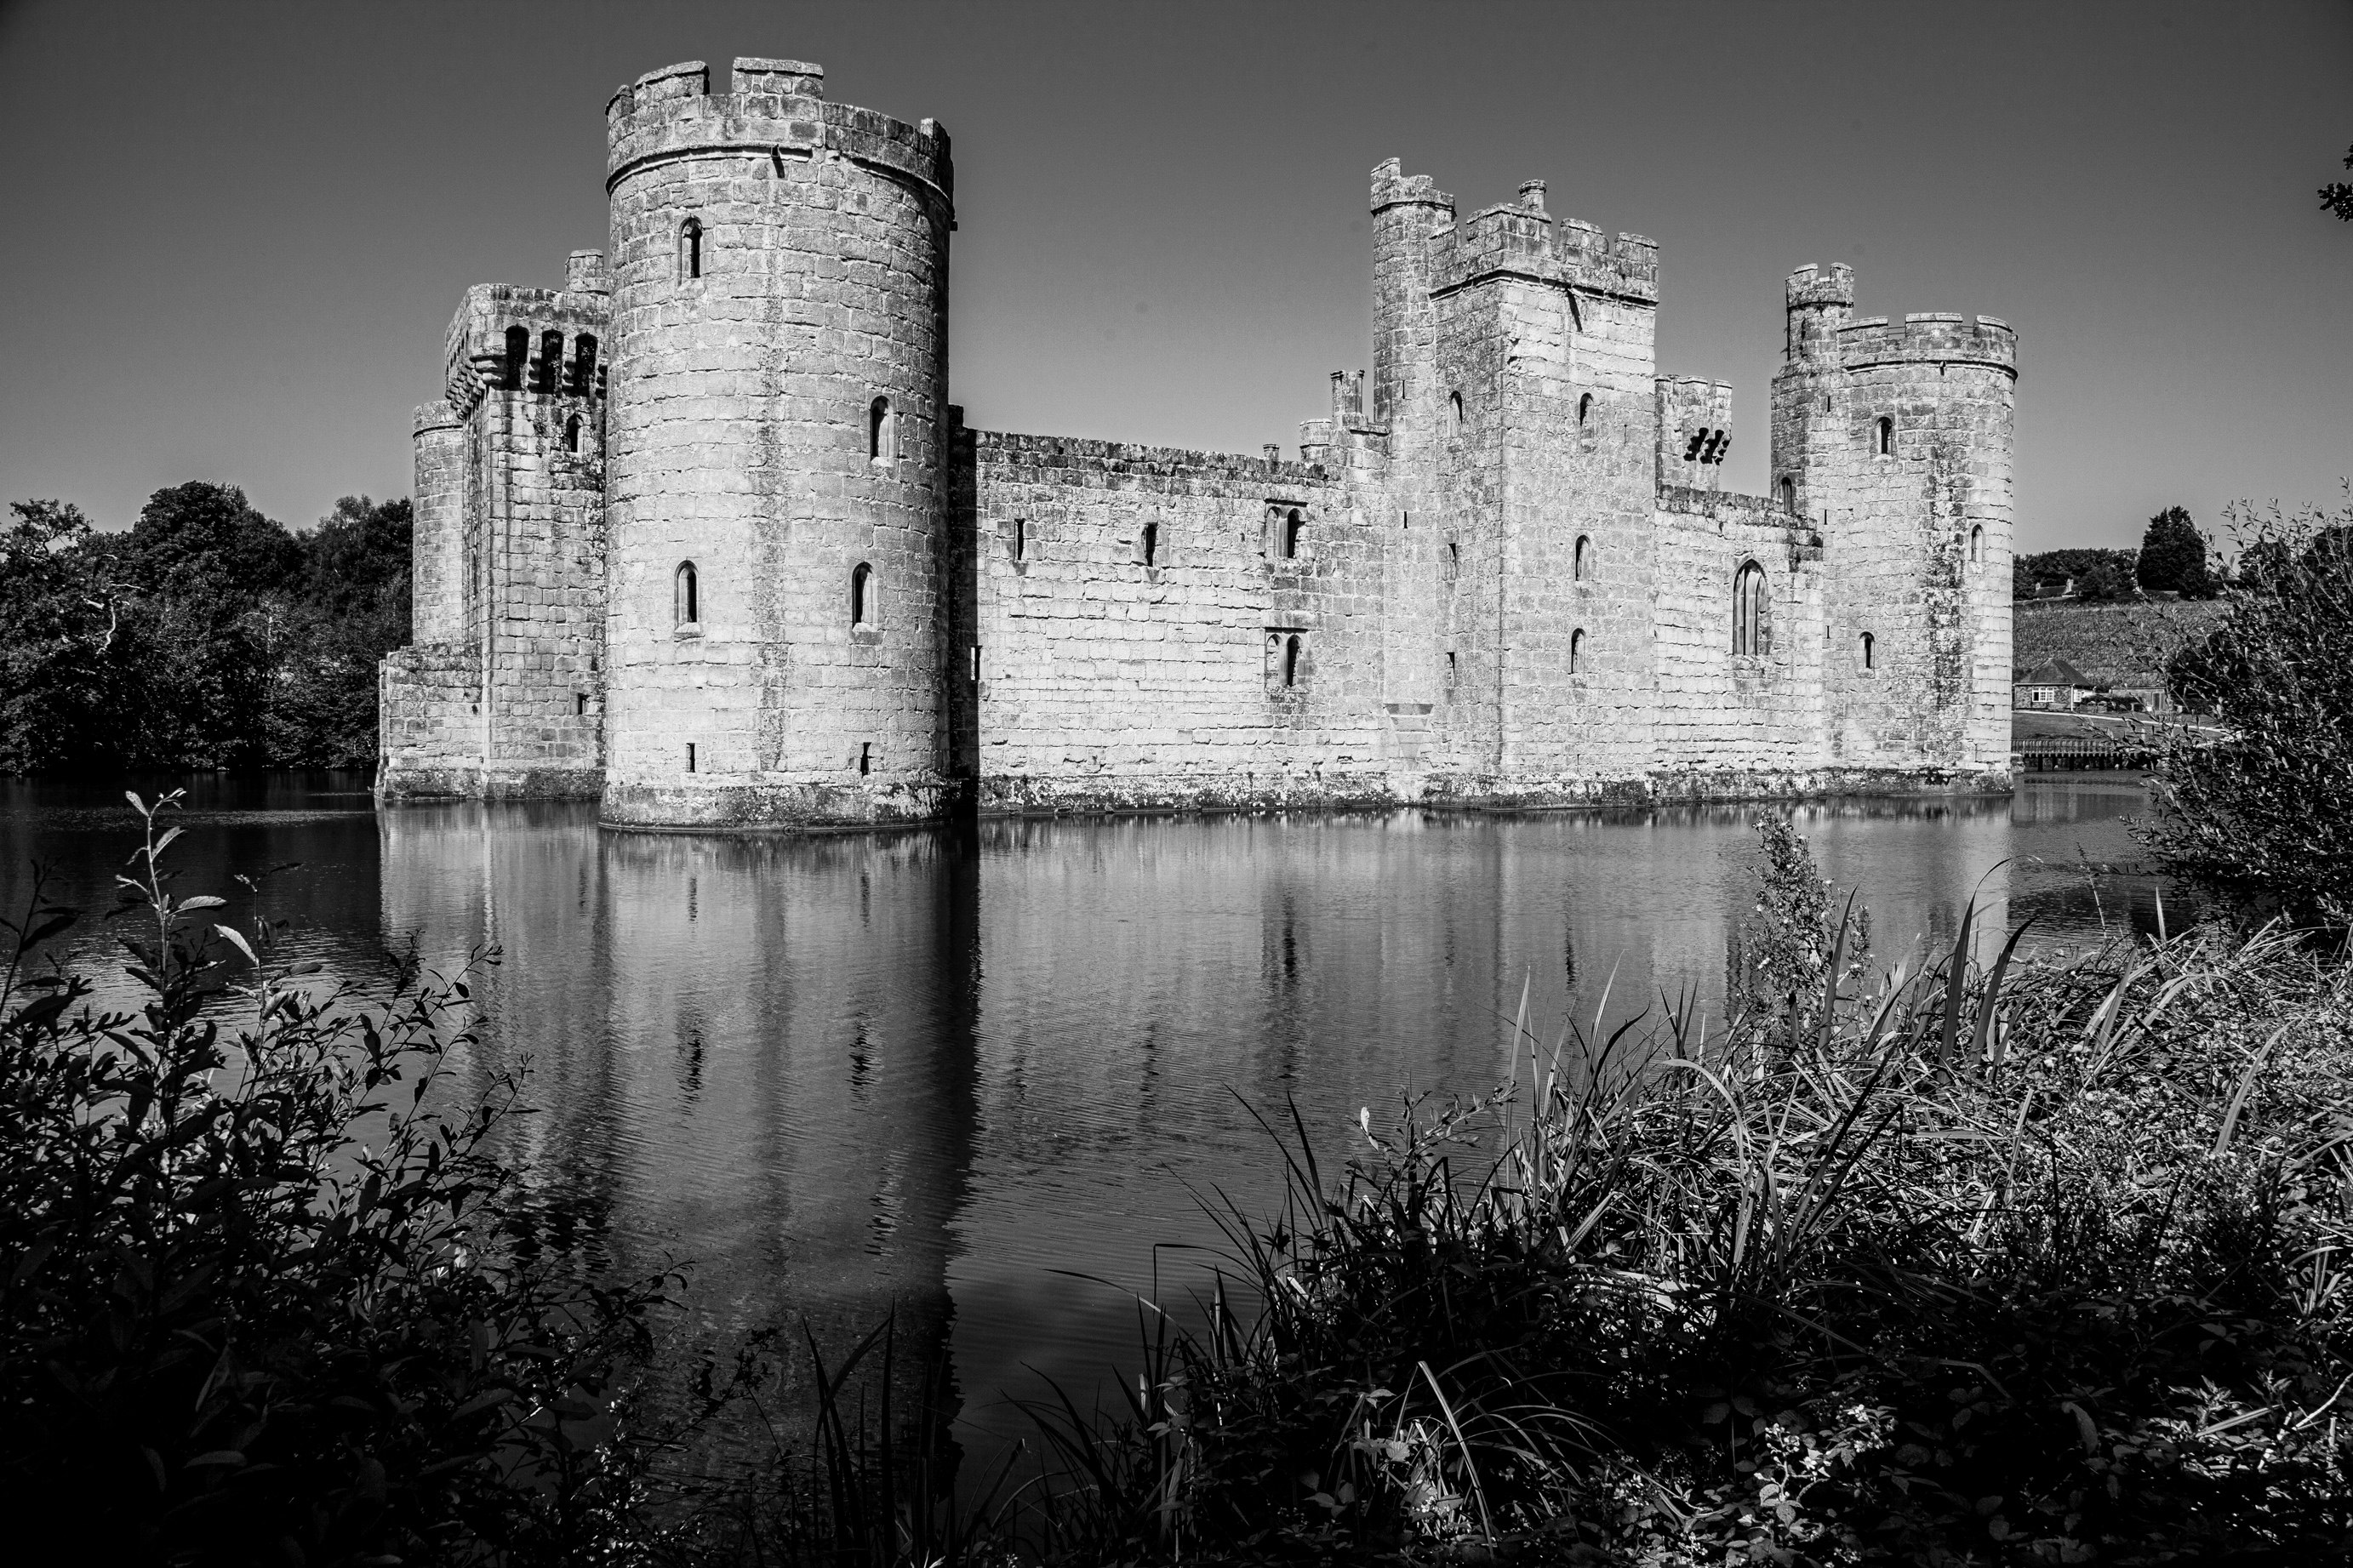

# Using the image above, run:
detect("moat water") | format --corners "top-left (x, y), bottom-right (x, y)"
top-left (2, 773), bottom-right (2162, 1474)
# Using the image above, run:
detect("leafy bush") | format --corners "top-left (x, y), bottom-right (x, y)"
top-left (2145, 499), bottom-right (2353, 931)
top-left (0, 792), bottom-right (665, 1563)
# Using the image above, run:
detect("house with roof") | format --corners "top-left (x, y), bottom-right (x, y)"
top-left (2013, 657), bottom-right (2093, 710)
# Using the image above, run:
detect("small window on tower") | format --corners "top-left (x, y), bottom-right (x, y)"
top-left (1284, 634), bottom-right (1303, 688)
top-left (1445, 540), bottom-right (1459, 582)
top-left (675, 561), bottom-right (700, 629)
top-left (1011, 518), bottom-right (1028, 562)
top-left (680, 217), bottom-right (704, 282)
top-left (869, 396), bottom-right (893, 463)
top-left (565, 414), bottom-right (582, 453)
top-left (1570, 627), bottom-right (1585, 674)
top-left (502, 326), bottom-right (529, 391)
top-left (1860, 630), bottom-right (1876, 670)
top-left (534, 330), bottom-right (563, 395)
top-left (1876, 417), bottom-right (1893, 458)
top-left (1142, 520), bottom-right (1159, 567)
top-left (1969, 524), bottom-right (1985, 564)
top-left (1779, 477), bottom-right (1796, 513)
top-left (1282, 509), bottom-right (1305, 560)
top-left (1578, 392), bottom-right (1593, 427)
top-left (1573, 534), bottom-right (1591, 581)
top-left (1450, 391), bottom-right (1465, 432)
top-left (850, 562), bottom-right (875, 630)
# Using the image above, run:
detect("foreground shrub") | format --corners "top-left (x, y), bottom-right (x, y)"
top-left (0, 792), bottom-right (665, 1564)
top-left (2146, 497), bottom-right (2353, 932)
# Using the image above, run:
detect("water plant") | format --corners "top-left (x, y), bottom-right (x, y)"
top-left (0, 791), bottom-right (668, 1564)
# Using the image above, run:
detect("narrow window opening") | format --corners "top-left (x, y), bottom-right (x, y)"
top-left (1860, 630), bottom-right (1876, 670)
top-left (686, 743), bottom-right (697, 773)
top-left (675, 561), bottom-right (699, 628)
top-left (859, 742), bottom-right (872, 777)
top-left (1012, 518), bottom-right (1027, 561)
top-left (1449, 391), bottom-right (1465, 432)
top-left (850, 562), bottom-right (873, 629)
top-left (1445, 650), bottom-right (1458, 687)
top-left (502, 326), bottom-right (528, 391)
top-left (1876, 416), bottom-right (1893, 457)
top-left (868, 396), bottom-right (892, 463)
top-left (1570, 627), bottom-right (1585, 674)
top-left (1778, 476), bottom-right (1796, 513)
top-left (970, 645), bottom-right (980, 683)
top-left (681, 217), bottom-right (704, 281)
top-left (1733, 560), bottom-right (1768, 656)
top-left (1573, 534), bottom-right (1591, 582)
top-left (1283, 634), bottom-right (1302, 688)
top-left (1578, 392), bottom-right (1593, 427)
top-left (565, 413), bottom-right (582, 453)
top-left (534, 330), bottom-right (563, 395)
top-left (1822, 392), bottom-right (1832, 413)
top-left (1968, 524), bottom-right (1985, 564)
top-left (1444, 540), bottom-right (1459, 581)
top-left (1142, 520), bottom-right (1159, 567)
top-left (575, 693), bottom-right (587, 716)
top-left (569, 334), bottom-right (599, 396)
top-left (1282, 508), bottom-right (1305, 560)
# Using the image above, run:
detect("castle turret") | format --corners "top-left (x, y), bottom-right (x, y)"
top-left (600, 59), bottom-right (956, 829)
top-left (410, 402), bottom-right (465, 644)
top-left (1772, 266), bottom-right (2016, 776)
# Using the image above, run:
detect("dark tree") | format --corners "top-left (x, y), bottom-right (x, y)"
top-left (2322, 143), bottom-right (2353, 220)
top-left (2136, 505), bottom-right (2216, 597)
top-left (2013, 547), bottom-right (2139, 600)
top-left (267, 496), bottom-right (414, 766)
top-left (2145, 503), bottom-right (2353, 930)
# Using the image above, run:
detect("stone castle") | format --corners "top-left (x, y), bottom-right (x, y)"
top-left (377, 56), bottom-right (2017, 830)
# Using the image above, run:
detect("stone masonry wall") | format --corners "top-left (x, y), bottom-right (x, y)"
top-left (970, 433), bottom-right (1395, 813)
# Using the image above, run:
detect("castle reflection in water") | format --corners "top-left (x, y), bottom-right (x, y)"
top-left (376, 782), bottom-right (2150, 1464)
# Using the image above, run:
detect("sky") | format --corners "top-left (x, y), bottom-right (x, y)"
top-left (0, 0), bottom-right (2347, 555)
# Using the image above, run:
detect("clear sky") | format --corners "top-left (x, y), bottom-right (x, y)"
top-left (2, 0), bottom-right (2346, 553)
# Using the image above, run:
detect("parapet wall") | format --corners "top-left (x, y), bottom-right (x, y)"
top-left (1837, 313), bottom-right (2018, 373)
top-left (443, 281), bottom-right (611, 418)
top-left (604, 58), bottom-right (951, 209)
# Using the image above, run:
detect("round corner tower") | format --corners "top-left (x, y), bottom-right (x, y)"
top-left (1771, 265), bottom-right (2015, 780)
top-left (600, 56), bottom-right (955, 830)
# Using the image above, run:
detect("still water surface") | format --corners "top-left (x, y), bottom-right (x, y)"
top-left (1, 774), bottom-right (2159, 1466)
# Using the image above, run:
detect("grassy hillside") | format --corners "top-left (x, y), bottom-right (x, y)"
top-left (2012, 598), bottom-right (2224, 687)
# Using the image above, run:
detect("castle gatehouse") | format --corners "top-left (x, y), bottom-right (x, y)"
top-left (377, 57), bottom-right (2017, 830)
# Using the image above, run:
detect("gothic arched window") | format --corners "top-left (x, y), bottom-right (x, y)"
top-left (868, 396), bottom-right (893, 463)
top-left (1284, 634), bottom-right (1302, 687)
top-left (1570, 627), bottom-right (1586, 674)
top-left (1573, 534), bottom-right (1591, 581)
top-left (1861, 630), bottom-right (1876, 670)
top-left (675, 562), bottom-right (699, 629)
top-left (1876, 416), bottom-right (1893, 458)
top-left (1733, 561), bottom-right (1768, 656)
top-left (1969, 524), bottom-right (1985, 564)
top-left (1283, 508), bottom-right (1305, 560)
top-left (680, 217), bottom-right (704, 281)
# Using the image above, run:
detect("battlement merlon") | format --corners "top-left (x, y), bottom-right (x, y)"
top-left (440, 277), bottom-right (614, 416)
top-left (604, 57), bottom-right (951, 214)
top-left (1785, 261), bottom-right (1856, 310)
top-left (1369, 157), bottom-right (1453, 217)
top-left (1836, 313), bottom-right (2018, 376)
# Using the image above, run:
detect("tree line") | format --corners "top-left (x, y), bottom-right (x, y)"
top-left (1, 483), bottom-right (411, 774)
top-left (2013, 505), bottom-right (2220, 601)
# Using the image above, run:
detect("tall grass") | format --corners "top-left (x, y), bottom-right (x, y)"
top-left (991, 833), bottom-right (2353, 1564)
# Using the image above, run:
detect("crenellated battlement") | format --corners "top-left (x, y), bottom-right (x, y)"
top-left (440, 271), bottom-right (611, 416)
top-left (1423, 188), bottom-right (1658, 304)
top-left (1369, 158), bottom-right (1452, 215)
top-left (1785, 261), bottom-right (1856, 309)
top-left (603, 56), bottom-right (951, 210)
top-left (1836, 312), bottom-right (2017, 374)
